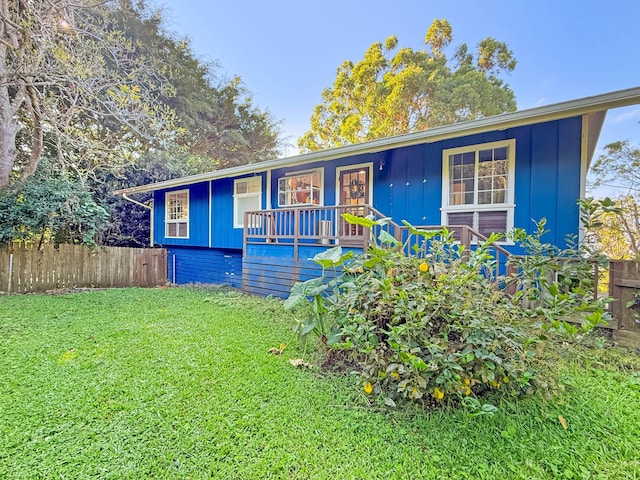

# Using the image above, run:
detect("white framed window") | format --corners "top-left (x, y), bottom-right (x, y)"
top-left (441, 139), bottom-right (515, 239)
top-left (234, 177), bottom-right (262, 228)
top-left (278, 168), bottom-right (323, 207)
top-left (165, 189), bottom-right (189, 238)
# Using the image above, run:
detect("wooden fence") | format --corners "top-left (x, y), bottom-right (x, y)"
top-left (0, 243), bottom-right (167, 294)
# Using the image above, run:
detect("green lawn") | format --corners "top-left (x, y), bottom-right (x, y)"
top-left (0, 287), bottom-right (639, 479)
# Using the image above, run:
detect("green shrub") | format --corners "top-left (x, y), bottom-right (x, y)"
top-left (508, 219), bottom-right (610, 335)
top-left (286, 215), bottom-right (610, 409)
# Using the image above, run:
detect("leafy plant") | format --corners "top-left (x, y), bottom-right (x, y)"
top-left (0, 160), bottom-right (109, 248)
top-left (284, 247), bottom-right (352, 346)
top-left (508, 218), bottom-right (611, 336)
top-left (288, 214), bottom-right (610, 410)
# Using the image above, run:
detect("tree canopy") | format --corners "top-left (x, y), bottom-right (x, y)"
top-left (0, 0), bottom-right (283, 246)
top-left (585, 141), bottom-right (640, 259)
top-left (590, 140), bottom-right (640, 193)
top-left (298, 19), bottom-right (517, 152)
top-left (0, 160), bottom-right (109, 247)
top-left (0, 0), bottom-right (178, 188)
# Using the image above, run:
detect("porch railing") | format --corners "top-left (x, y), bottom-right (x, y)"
top-left (244, 205), bottom-right (395, 261)
top-left (243, 205), bottom-right (603, 298)
top-left (243, 205), bottom-right (512, 276)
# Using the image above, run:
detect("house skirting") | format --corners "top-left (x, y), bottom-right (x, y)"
top-left (166, 247), bottom-right (242, 288)
top-left (166, 244), bottom-right (359, 298)
top-left (242, 243), bottom-right (359, 298)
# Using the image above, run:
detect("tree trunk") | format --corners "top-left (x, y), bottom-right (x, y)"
top-left (0, 45), bottom-right (20, 188)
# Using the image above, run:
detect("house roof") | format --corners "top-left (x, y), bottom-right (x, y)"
top-left (115, 86), bottom-right (640, 195)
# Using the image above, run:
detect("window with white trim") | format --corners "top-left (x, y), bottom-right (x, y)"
top-left (441, 139), bottom-right (515, 238)
top-left (165, 189), bottom-right (189, 238)
top-left (234, 177), bottom-right (262, 228)
top-left (278, 169), bottom-right (323, 207)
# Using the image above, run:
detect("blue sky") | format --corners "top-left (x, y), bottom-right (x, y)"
top-left (158, 0), bottom-right (640, 160)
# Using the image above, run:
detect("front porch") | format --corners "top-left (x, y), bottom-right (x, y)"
top-left (241, 204), bottom-right (514, 297)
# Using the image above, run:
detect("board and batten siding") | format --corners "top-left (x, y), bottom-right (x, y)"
top-left (154, 174), bottom-right (268, 251)
top-left (152, 117), bottom-right (583, 287)
top-left (209, 174), bottom-right (267, 250)
top-left (153, 182), bottom-right (210, 247)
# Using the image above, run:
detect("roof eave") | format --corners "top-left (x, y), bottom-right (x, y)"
top-left (115, 86), bottom-right (640, 196)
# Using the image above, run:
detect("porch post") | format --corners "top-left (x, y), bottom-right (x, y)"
top-left (460, 226), bottom-right (471, 262)
top-left (293, 208), bottom-right (300, 262)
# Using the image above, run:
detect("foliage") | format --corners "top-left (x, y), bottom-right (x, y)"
top-left (580, 196), bottom-right (640, 260)
top-left (0, 161), bottom-right (108, 247)
top-left (508, 218), bottom-right (610, 334)
top-left (112, 4), bottom-right (282, 171)
top-left (287, 216), bottom-right (608, 410)
top-left (0, 0), bottom-right (282, 246)
top-left (0, 0), bottom-right (176, 188)
top-left (284, 247), bottom-right (352, 346)
top-left (590, 140), bottom-right (640, 192)
top-left (586, 141), bottom-right (640, 259)
top-left (298, 19), bottom-right (517, 152)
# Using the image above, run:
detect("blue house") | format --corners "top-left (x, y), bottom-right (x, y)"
top-left (116, 87), bottom-right (640, 297)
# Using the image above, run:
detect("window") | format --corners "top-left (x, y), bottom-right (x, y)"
top-left (234, 177), bottom-right (262, 228)
top-left (441, 139), bottom-right (515, 239)
top-left (278, 169), bottom-right (323, 207)
top-left (165, 190), bottom-right (189, 238)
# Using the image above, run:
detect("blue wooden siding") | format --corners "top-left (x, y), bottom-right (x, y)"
top-left (209, 173), bottom-right (267, 249)
top-left (153, 182), bottom-right (209, 247)
top-left (153, 117), bottom-right (583, 261)
top-left (166, 246), bottom-right (242, 287)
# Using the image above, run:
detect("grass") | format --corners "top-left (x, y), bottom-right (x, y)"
top-left (0, 287), bottom-right (639, 479)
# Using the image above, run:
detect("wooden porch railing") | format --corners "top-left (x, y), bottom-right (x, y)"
top-left (243, 204), bottom-right (513, 276)
top-left (244, 205), bottom-right (395, 261)
top-left (243, 205), bottom-right (600, 298)
top-left (396, 223), bottom-right (518, 289)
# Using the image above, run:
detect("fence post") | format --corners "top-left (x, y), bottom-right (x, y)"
top-left (7, 253), bottom-right (13, 294)
top-left (592, 260), bottom-right (599, 301)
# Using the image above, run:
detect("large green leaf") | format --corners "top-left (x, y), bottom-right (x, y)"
top-left (401, 220), bottom-right (442, 240)
top-left (311, 246), bottom-right (353, 269)
top-left (284, 277), bottom-right (326, 309)
top-left (342, 213), bottom-right (377, 228)
top-left (378, 229), bottom-right (400, 246)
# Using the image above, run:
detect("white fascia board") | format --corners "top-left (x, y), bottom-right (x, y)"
top-left (115, 86), bottom-right (640, 196)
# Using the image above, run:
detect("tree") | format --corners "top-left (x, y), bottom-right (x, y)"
top-left (110, 3), bottom-right (282, 172)
top-left (298, 19), bottom-right (517, 152)
top-left (0, 1), bottom-right (282, 246)
top-left (590, 140), bottom-right (640, 193)
top-left (586, 141), bottom-right (640, 259)
top-left (84, 3), bottom-right (283, 247)
top-left (0, 160), bottom-right (109, 247)
top-left (0, 0), bottom-right (174, 188)
top-left (581, 196), bottom-right (639, 260)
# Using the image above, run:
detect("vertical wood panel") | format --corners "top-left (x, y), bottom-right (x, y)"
top-left (0, 243), bottom-right (167, 294)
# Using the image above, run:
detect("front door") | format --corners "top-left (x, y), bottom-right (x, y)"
top-left (338, 167), bottom-right (370, 240)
